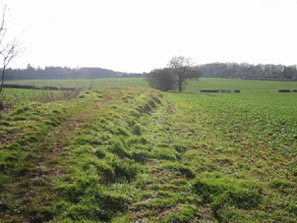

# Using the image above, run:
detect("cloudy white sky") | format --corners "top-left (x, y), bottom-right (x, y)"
top-left (3, 0), bottom-right (297, 72)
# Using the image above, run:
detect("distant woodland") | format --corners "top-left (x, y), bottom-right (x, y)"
top-left (4, 63), bottom-right (297, 81)
top-left (199, 63), bottom-right (297, 80)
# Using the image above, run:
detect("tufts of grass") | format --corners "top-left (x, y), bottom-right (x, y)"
top-left (152, 147), bottom-right (178, 161)
top-left (108, 138), bottom-right (130, 159)
top-left (158, 162), bottom-right (195, 179)
top-left (163, 204), bottom-right (197, 223)
top-left (193, 173), bottom-right (263, 214)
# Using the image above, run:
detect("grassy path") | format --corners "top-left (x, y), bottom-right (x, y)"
top-left (127, 97), bottom-right (216, 222)
top-left (0, 89), bottom-right (114, 222)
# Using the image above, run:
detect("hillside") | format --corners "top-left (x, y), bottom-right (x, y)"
top-left (4, 66), bottom-right (143, 81)
top-left (0, 86), bottom-right (296, 222)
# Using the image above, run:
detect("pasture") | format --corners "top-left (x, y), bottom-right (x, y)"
top-left (6, 77), bottom-right (297, 92)
top-left (0, 78), bottom-right (296, 222)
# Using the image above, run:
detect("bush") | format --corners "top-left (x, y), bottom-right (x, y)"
top-left (279, 89), bottom-right (291, 93)
top-left (146, 68), bottom-right (177, 92)
top-left (200, 89), bottom-right (219, 93)
top-left (220, 90), bottom-right (232, 93)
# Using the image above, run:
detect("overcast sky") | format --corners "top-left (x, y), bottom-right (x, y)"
top-left (4, 0), bottom-right (297, 72)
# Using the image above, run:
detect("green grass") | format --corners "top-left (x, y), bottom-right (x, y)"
top-left (185, 78), bottom-right (297, 92)
top-left (6, 78), bottom-right (149, 88)
top-left (1, 78), bottom-right (297, 222)
top-left (167, 92), bottom-right (297, 222)
top-left (6, 77), bottom-right (297, 93)
top-left (2, 88), bottom-right (77, 107)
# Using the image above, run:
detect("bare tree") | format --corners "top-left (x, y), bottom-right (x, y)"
top-left (0, 4), bottom-right (22, 108)
top-left (169, 56), bottom-right (203, 92)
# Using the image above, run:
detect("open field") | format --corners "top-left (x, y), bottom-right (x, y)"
top-left (6, 77), bottom-right (297, 92)
top-left (2, 88), bottom-right (80, 107)
top-left (0, 79), bottom-right (297, 222)
top-left (6, 78), bottom-right (150, 89)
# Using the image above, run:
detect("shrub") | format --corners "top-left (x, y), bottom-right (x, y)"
top-left (278, 89), bottom-right (291, 93)
top-left (146, 68), bottom-right (177, 92)
top-left (220, 90), bottom-right (232, 93)
top-left (200, 89), bottom-right (219, 93)
top-left (234, 90), bottom-right (240, 93)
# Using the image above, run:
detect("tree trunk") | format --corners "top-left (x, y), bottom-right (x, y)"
top-left (0, 66), bottom-right (5, 109)
top-left (178, 77), bottom-right (182, 92)
top-left (0, 65), bottom-right (5, 96)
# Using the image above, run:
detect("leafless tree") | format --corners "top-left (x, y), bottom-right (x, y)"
top-left (169, 56), bottom-right (203, 92)
top-left (0, 4), bottom-right (22, 108)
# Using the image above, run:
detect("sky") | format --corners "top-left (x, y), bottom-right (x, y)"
top-left (3, 0), bottom-right (297, 72)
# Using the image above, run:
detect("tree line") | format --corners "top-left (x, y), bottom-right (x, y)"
top-left (4, 62), bottom-right (296, 82)
top-left (146, 58), bottom-right (297, 92)
top-left (3, 65), bottom-right (144, 80)
top-left (199, 62), bottom-right (297, 80)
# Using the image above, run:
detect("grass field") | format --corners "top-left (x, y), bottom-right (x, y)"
top-left (6, 78), bottom-right (150, 89)
top-left (6, 77), bottom-right (297, 92)
top-left (0, 78), bottom-right (296, 222)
